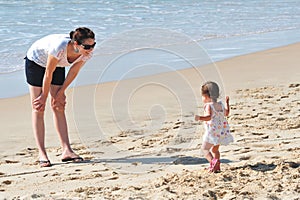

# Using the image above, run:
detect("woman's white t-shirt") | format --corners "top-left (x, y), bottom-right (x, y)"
top-left (26, 34), bottom-right (92, 67)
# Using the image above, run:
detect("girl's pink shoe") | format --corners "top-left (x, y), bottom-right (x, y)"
top-left (215, 159), bottom-right (221, 172)
top-left (209, 158), bottom-right (221, 173)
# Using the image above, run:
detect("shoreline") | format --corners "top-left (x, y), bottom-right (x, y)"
top-left (1, 39), bottom-right (300, 99)
top-left (0, 42), bottom-right (299, 199)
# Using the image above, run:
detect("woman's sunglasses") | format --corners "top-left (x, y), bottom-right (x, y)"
top-left (80, 42), bottom-right (96, 50)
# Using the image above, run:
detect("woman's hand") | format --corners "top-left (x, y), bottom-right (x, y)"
top-left (52, 90), bottom-right (66, 111)
top-left (33, 94), bottom-right (47, 112)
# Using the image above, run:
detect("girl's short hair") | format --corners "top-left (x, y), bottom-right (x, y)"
top-left (201, 81), bottom-right (220, 101)
top-left (69, 27), bottom-right (95, 44)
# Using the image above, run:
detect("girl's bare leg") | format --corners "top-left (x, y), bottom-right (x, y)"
top-left (202, 142), bottom-right (221, 172)
top-left (201, 142), bottom-right (214, 162)
top-left (211, 145), bottom-right (221, 171)
top-left (211, 145), bottom-right (220, 160)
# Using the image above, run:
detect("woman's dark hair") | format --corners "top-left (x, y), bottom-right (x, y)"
top-left (201, 81), bottom-right (220, 102)
top-left (69, 27), bottom-right (95, 44)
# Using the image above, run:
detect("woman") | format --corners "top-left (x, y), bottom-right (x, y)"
top-left (25, 27), bottom-right (96, 167)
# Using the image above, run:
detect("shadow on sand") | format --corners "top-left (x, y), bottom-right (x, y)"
top-left (92, 156), bottom-right (233, 165)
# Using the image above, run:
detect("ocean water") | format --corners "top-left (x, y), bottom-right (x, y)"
top-left (1, 0), bottom-right (300, 98)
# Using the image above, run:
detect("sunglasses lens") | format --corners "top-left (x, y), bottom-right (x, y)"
top-left (83, 45), bottom-right (92, 50)
top-left (82, 42), bottom-right (96, 50)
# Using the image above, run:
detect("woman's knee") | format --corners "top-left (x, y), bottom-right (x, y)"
top-left (32, 108), bottom-right (45, 116)
top-left (51, 103), bottom-right (65, 112)
top-left (31, 102), bottom-right (45, 114)
top-left (51, 98), bottom-right (65, 112)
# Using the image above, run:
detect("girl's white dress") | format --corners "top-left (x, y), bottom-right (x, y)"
top-left (203, 102), bottom-right (234, 145)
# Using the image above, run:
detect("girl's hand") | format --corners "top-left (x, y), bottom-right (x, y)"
top-left (195, 115), bottom-right (200, 121)
top-left (33, 94), bottom-right (47, 112)
top-left (226, 96), bottom-right (230, 105)
top-left (225, 96), bottom-right (230, 116)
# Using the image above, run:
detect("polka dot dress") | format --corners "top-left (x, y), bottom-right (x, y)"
top-left (203, 102), bottom-right (234, 145)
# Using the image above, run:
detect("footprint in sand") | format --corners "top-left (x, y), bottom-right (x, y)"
top-left (280, 95), bottom-right (289, 99)
top-left (239, 155), bottom-right (251, 161)
top-left (203, 190), bottom-right (217, 199)
top-left (107, 175), bottom-right (119, 180)
top-left (284, 161), bottom-right (299, 168)
top-left (173, 120), bottom-right (184, 129)
top-left (51, 172), bottom-right (61, 176)
top-left (251, 132), bottom-right (264, 136)
top-left (2, 180), bottom-right (12, 185)
top-left (289, 83), bottom-right (300, 88)
top-left (222, 174), bottom-right (233, 182)
top-left (275, 117), bottom-right (285, 121)
top-left (15, 147), bottom-right (38, 158)
top-left (270, 156), bottom-right (280, 159)
top-left (160, 127), bottom-right (170, 133)
top-left (4, 160), bottom-right (19, 164)
top-left (250, 163), bottom-right (276, 172)
top-left (15, 152), bottom-right (26, 156)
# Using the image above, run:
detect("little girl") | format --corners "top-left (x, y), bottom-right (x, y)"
top-left (195, 81), bottom-right (234, 172)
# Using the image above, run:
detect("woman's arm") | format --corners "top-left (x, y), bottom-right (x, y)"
top-left (52, 61), bottom-right (86, 110)
top-left (33, 54), bottom-right (58, 111)
top-left (54, 61), bottom-right (85, 101)
top-left (43, 55), bottom-right (59, 96)
top-left (60, 60), bottom-right (85, 92)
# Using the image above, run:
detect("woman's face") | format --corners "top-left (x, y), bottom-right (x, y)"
top-left (78, 38), bottom-right (96, 56)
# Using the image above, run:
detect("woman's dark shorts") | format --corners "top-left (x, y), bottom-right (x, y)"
top-left (25, 57), bottom-right (65, 87)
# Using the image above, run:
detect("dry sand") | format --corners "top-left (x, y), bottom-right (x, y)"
top-left (0, 43), bottom-right (299, 200)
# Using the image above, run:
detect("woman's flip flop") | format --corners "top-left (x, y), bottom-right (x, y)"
top-left (61, 156), bottom-right (84, 163)
top-left (39, 160), bottom-right (52, 167)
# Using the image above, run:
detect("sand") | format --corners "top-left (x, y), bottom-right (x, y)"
top-left (0, 43), bottom-right (299, 200)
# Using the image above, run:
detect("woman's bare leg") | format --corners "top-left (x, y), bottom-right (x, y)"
top-left (50, 85), bottom-right (80, 160)
top-left (29, 85), bottom-right (48, 161)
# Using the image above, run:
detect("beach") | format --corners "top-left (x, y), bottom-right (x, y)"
top-left (0, 42), bottom-right (299, 199)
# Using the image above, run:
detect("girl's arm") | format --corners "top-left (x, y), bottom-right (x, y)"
top-left (195, 104), bottom-right (211, 121)
top-left (224, 96), bottom-right (230, 116)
